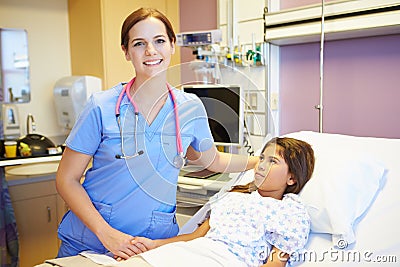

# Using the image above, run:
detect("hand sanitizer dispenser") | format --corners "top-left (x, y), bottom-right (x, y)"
top-left (53, 76), bottom-right (102, 129)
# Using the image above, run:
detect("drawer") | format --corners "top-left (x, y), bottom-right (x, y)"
top-left (8, 179), bottom-right (57, 201)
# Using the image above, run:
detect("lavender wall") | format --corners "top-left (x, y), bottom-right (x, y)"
top-left (280, 34), bottom-right (400, 138)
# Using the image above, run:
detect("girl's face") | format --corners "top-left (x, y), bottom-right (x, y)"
top-left (254, 144), bottom-right (295, 199)
top-left (122, 17), bottom-right (175, 80)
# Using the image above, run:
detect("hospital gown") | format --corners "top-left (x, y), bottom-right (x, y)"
top-left (206, 191), bottom-right (310, 266)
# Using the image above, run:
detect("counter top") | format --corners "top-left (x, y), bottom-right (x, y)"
top-left (0, 154), bottom-right (62, 167)
top-left (0, 134), bottom-right (66, 167)
top-left (6, 172), bottom-right (57, 186)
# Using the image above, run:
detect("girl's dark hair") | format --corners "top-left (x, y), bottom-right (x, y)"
top-left (230, 137), bottom-right (315, 195)
top-left (121, 7), bottom-right (176, 49)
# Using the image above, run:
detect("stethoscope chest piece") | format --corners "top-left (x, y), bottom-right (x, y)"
top-left (173, 153), bottom-right (186, 169)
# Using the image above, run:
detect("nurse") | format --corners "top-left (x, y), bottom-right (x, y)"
top-left (56, 7), bottom-right (258, 260)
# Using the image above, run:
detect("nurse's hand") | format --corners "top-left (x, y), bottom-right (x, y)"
top-left (98, 227), bottom-right (146, 260)
top-left (131, 236), bottom-right (158, 250)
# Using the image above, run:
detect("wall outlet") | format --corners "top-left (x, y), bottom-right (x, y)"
top-left (270, 92), bottom-right (279, 111)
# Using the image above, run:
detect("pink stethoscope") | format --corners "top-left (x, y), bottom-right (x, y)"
top-left (114, 78), bottom-right (185, 169)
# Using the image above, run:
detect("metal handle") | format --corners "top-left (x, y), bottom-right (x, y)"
top-left (178, 184), bottom-right (204, 190)
top-left (47, 206), bottom-right (51, 222)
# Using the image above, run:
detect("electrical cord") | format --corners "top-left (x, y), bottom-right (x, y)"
top-left (243, 118), bottom-right (255, 156)
top-left (243, 135), bottom-right (255, 156)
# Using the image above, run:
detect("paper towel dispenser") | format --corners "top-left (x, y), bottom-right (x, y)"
top-left (53, 76), bottom-right (102, 129)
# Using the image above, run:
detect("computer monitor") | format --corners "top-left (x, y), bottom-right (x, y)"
top-left (182, 84), bottom-right (243, 146)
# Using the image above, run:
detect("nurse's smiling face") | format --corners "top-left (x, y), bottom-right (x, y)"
top-left (122, 17), bottom-right (175, 80)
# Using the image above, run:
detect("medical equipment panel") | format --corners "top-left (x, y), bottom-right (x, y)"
top-left (176, 29), bottom-right (222, 46)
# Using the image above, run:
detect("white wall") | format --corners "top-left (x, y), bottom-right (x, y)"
top-left (0, 0), bottom-right (71, 139)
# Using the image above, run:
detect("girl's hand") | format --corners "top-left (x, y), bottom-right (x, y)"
top-left (131, 236), bottom-right (158, 250)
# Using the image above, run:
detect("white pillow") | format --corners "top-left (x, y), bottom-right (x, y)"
top-left (284, 131), bottom-right (387, 248)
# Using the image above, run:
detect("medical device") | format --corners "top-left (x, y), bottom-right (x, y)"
top-left (53, 76), bottom-right (102, 129)
top-left (0, 104), bottom-right (21, 140)
top-left (176, 29), bottom-right (222, 47)
top-left (114, 78), bottom-right (185, 169)
top-left (177, 29), bottom-right (225, 84)
top-left (182, 84), bottom-right (244, 147)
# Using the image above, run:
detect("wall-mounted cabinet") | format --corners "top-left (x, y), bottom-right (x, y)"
top-left (264, 0), bottom-right (400, 45)
top-left (218, 0), bottom-right (265, 47)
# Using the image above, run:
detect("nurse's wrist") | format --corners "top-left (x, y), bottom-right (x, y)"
top-left (94, 221), bottom-right (114, 240)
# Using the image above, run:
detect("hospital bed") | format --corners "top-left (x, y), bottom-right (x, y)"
top-left (37, 131), bottom-right (400, 266)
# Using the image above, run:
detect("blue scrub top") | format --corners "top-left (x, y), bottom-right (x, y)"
top-left (57, 83), bottom-right (214, 255)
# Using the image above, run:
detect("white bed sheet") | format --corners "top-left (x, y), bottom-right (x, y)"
top-left (181, 132), bottom-right (400, 266)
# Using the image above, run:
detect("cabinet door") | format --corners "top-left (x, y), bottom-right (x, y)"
top-left (12, 195), bottom-right (59, 267)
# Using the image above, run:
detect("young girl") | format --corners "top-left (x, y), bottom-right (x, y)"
top-left (124, 137), bottom-right (315, 266)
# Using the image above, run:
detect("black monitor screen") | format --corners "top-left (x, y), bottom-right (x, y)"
top-left (183, 85), bottom-right (242, 146)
